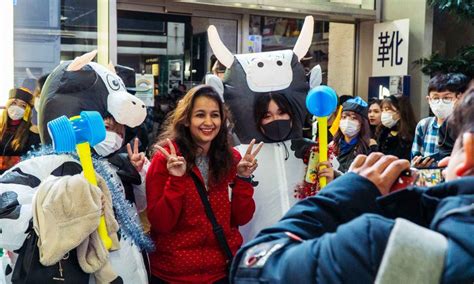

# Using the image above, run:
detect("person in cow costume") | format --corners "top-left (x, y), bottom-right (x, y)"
top-left (206, 16), bottom-right (336, 242)
top-left (0, 51), bottom-right (152, 283)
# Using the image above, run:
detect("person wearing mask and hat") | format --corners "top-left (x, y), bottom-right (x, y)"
top-left (330, 97), bottom-right (374, 173)
top-left (0, 88), bottom-right (40, 173)
top-left (30, 74), bottom-right (50, 135)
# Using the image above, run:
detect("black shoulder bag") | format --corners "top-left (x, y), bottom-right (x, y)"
top-left (11, 231), bottom-right (89, 284)
top-left (189, 172), bottom-right (233, 270)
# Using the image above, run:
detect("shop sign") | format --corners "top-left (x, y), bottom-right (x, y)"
top-left (372, 19), bottom-right (409, 76)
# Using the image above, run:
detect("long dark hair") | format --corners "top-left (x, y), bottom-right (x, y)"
top-left (156, 85), bottom-right (234, 183)
top-left (333, 112), bottom-right (371, 155)
top-left (368, 98), bottom-right (382, 137)
top-left (0, 97), bottom-right (33, 152)
top-left (381, 95), bottom-right (416, 142)
top-left (254, 92), bottom-right (294, 126)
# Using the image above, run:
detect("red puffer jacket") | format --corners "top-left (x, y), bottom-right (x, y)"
top-left (146, 143), bottom-right (255, 283)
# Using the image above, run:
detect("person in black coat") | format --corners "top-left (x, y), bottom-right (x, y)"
top-left (377, 95), bottom-right (416, 160)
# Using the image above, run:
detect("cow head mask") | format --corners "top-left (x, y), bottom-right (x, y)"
top-left (38, 50), bottom-right (147, 145)
top-left (207, 16), bottom-right (315, 143)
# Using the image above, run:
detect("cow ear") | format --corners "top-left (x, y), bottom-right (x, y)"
top-left (205, 74), bottom-right (224, 102)
top-left (293, 16), bottom-right (314, 61)
top-left (67, 50), bottom-right (98, 71)
top-left (207, 25), bottom-right (234, 68)
top-left (309, 65), bottom-right (322, 89)
top-left (107, 61), bottom-right (116, 74)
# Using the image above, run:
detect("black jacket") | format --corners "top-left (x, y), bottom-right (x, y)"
top-left (377, 126), bottom-right (412, 160)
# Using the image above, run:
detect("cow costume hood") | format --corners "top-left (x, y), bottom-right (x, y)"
top-left (207, 16), bottom-right (316, 144)
top-left (0, 51), bottom-right (151, 283)
top-left (38, 50), bottom-right (147, 145)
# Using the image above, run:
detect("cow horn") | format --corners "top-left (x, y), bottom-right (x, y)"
top-left (207, 25), bottom-right (234, 68)
top-left (107, 61), bottom-right (116, 74)
top-left (293, 16), bottom-right (314, 61)
top-left (67, 50), bottom-right (98, 71)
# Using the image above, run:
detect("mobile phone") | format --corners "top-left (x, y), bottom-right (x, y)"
top-left (414, 153), bottom-right (440, 168)
top-left (389, 167), bottom-right (445, 193)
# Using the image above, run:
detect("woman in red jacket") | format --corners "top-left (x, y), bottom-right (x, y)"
top-left (146, 85), bottom-right (262, 283)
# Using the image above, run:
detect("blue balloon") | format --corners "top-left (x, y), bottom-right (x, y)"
top-left (306, 86), bottom-right (338, 117)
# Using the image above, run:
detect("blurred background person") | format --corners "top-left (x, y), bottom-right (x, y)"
top-left (0, 88), bottom-right (40, 173)
top-left (30, 73), bottom-right (49, 135)
top-left (368, 98), bottom-right (382, 140)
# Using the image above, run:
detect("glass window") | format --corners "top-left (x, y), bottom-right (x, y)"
top-left (117, 10), bottom-right (188, 98)
top-left (13, 0), bottom-right (97, 91)
top-left (249, 15), bottom-right (329, 84)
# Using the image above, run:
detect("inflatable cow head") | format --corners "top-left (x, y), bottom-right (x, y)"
top-left (38, 50), bottom-right (147, 144)
top-left (208, 16), bottom-right (315, 144)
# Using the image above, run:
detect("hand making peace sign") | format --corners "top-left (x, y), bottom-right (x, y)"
top-left (237, 139), bottom-right (264, 178)
top-left (127, 138), bottom-right (147, 172)
top-left (155, 139), bottom-right (187, 177)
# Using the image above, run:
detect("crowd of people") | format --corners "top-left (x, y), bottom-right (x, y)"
top-left (0, 47), bottom-right (473, 284)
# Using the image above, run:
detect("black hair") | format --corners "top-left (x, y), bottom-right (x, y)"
top-left (37, 74), bottom-right (50, 90)
top-left (254, 92), bottom-right (294, 127)
top-left (428, 73), bottom-right (470, 94)
top-left (369, 98), bottom-right (381, 107)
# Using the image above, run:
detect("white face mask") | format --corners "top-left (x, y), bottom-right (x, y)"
top-left (93, 131), bottom-right (124, 157)
top-left (429, 101), bottom-right (454, 120)
top-left (381, 111), bottom-right (399, 128)
top-left (339, 119), bottom-right (360, 138)
top-left (7, 105), bottom-right (25, 121)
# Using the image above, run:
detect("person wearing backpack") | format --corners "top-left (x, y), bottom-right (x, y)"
top-left (411, 73), bottom-right (469, 168)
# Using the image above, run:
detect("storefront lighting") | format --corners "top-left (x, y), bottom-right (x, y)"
top-left (0, 0), bottom-right (14, 107)
top-left (233, 3), bottom-right (242, 7)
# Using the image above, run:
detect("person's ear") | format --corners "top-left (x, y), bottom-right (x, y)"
top-left (426, 95), bottom-right (430, 102)
top-left (455, 132), bottom-right (474, 176)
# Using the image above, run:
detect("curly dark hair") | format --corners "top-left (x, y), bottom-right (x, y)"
top-left (156, 85), bottom-right (234, 183)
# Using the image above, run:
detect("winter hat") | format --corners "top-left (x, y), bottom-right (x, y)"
top-left (9, 88), bottom-right (33, 106)
top-left (342, 96), bottom-right (368, 119)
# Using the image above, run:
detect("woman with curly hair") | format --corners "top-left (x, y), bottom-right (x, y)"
top-left (146, 85), bottom-right (261, 283)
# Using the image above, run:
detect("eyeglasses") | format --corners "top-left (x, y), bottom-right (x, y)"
top-left (430, 98), bottom-right (455, 104)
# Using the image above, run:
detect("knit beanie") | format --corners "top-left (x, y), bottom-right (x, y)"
top-left (342, 96), bottom-right (368, 118)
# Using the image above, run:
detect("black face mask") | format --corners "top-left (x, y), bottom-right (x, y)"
top-left (261, 119), bottom-right (292, 142)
